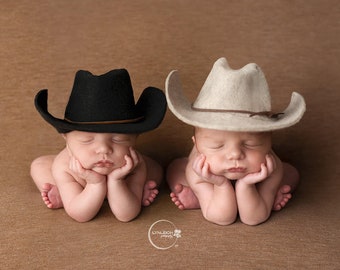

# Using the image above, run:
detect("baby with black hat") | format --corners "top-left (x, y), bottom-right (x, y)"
top-left (31, 69), bottom-right (166, 222)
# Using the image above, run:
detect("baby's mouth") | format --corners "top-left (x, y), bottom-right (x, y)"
top-left (227, 167), bottom-right (246, 173)
top-left (94, 160), bottom-right (114, 168)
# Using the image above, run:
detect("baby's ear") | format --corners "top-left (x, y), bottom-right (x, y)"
top-left (192, 136), bottom-right (196, 145)
top-left (64, 141), bottom-right (72, 157)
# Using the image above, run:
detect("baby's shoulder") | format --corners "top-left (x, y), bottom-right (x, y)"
top-left (52, 148), bottom-right (70, 172)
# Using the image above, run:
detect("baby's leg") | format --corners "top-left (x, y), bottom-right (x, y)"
top-left (31, 155), bottom-right (57, 191)
top-left (30, 155), bottom-right (63, 209)
top-left (167, 158), bottom-right (200, 210)
top-left (142, 156), bottom-right (163, 206)
top-left (272, 162), bottom-right (300, 211)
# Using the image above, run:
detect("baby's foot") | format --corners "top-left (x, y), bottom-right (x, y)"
top-left (272, 185), bottom-right (292, 211)
top-left (41, 183), bottom-right (63, 209)
top-left (170, 184), bottom-right (200, 210)
top-left (142, 181), bottom-right (159, 206)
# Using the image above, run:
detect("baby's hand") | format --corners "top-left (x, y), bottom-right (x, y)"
top-left (107, 147), bottom-right (139, 181)
top-left (238, 154), bottom-right (275, 185)
top-left (69, 157), bottom-right (106, 184)
top-left (193, 154), bottom-right (227, 186)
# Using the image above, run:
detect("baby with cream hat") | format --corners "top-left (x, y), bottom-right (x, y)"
top-left (166, 58), bottom-right (306, 225)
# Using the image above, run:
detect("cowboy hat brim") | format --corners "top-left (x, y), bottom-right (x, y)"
top-left (166, 70), bottom-right (306, 132)
top-left (35, 87), bottom-right (167, 134)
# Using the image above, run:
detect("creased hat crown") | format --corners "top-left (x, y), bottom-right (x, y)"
top-left (193, 58), bottom-right (271, 112)
top-left (65, 69), bottom-right (140, 123)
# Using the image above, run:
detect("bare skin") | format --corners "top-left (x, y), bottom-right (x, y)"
top-left (31, 131), bottom-right (162, 222)
top-left (168, 161), bottom-right (297, 211)
top-left (167, 128), bottom-right (300, 226)
top-left (35, 156), bottom-right (160, 209)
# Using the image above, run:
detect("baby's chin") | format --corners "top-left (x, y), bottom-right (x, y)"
top-left (91, 167), bottom-right (115, 175)
top-left (216, 171), bottom-right (248, 181)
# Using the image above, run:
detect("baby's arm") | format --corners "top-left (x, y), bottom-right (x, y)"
top-left (53, 157), bottom-right (107, 222)
top-left (106, 147), bottom-right (145, 222)
top-left (189, 154), bottom-right (237, 225)
top-left (235, 153), bottom-right (282, 225)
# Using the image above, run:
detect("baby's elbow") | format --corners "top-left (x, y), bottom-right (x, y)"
top-left (240, 213), bottom-right (270, 226)
top-left (65, 206), bottom-right (96, 223)
top-left (241, 219), bottom-right (265, 226)
top-left (73, 216), bottom-right (92, 223)
top-left (213, 218), bottom-right (236, 226)
top-left (115, 215), bottom-right (136, 223)
top-left (204, 212), bottom-right (237, 226)
top-left (69, 212), bottom-right (93, 223)
top-left (115, 208), bottom-right (141, 223)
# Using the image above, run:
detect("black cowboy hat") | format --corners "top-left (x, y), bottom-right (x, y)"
top-left (35, 69), bottom-right (167, 133)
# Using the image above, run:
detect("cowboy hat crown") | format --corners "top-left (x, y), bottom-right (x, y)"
top-left (193, 59), bottom-right (271, 113)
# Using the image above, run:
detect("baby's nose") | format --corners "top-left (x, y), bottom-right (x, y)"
top-left (96, 142), bottom-right (113, 154)
top-left (227, 146), bottom-right (243, 160)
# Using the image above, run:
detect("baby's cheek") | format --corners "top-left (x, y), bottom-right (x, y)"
top-left (249, 155), bottom-right (267, 172)
top-left (114, 159), bottom-right (127, 168)
top-left (111, 153), bottom-right (129, 168)
top-left (206, 157), bottom-right (225, 173)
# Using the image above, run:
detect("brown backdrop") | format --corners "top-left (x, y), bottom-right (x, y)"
top-left (1, 1), bottom-right (339, 269)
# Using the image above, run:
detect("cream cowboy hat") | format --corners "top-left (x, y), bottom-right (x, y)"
top-left (165, 57), bottom-right (306, 132)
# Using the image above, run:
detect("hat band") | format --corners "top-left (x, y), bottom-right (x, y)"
top-left (64, 116), bottom-right (144, 124)
top-left (191, 105), bottom-right (283, 119)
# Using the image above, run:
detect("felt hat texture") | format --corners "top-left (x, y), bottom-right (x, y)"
top-left (35, 69), bottom-right (167, 133)
top-left (165, 57), bottom-right (306, 132)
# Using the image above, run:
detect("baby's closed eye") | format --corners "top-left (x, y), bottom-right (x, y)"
top-left (78, 137), bottom-right (94, 144)
top-left (207, 143), bottom-right (224, 150)
top-left (111, 135), bottom-right (132, 144)
top-left (243, 141), bottom-right (263, 148)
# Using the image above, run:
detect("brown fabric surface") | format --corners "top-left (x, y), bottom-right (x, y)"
top-left (1, 1), bottom-right (339, 269)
